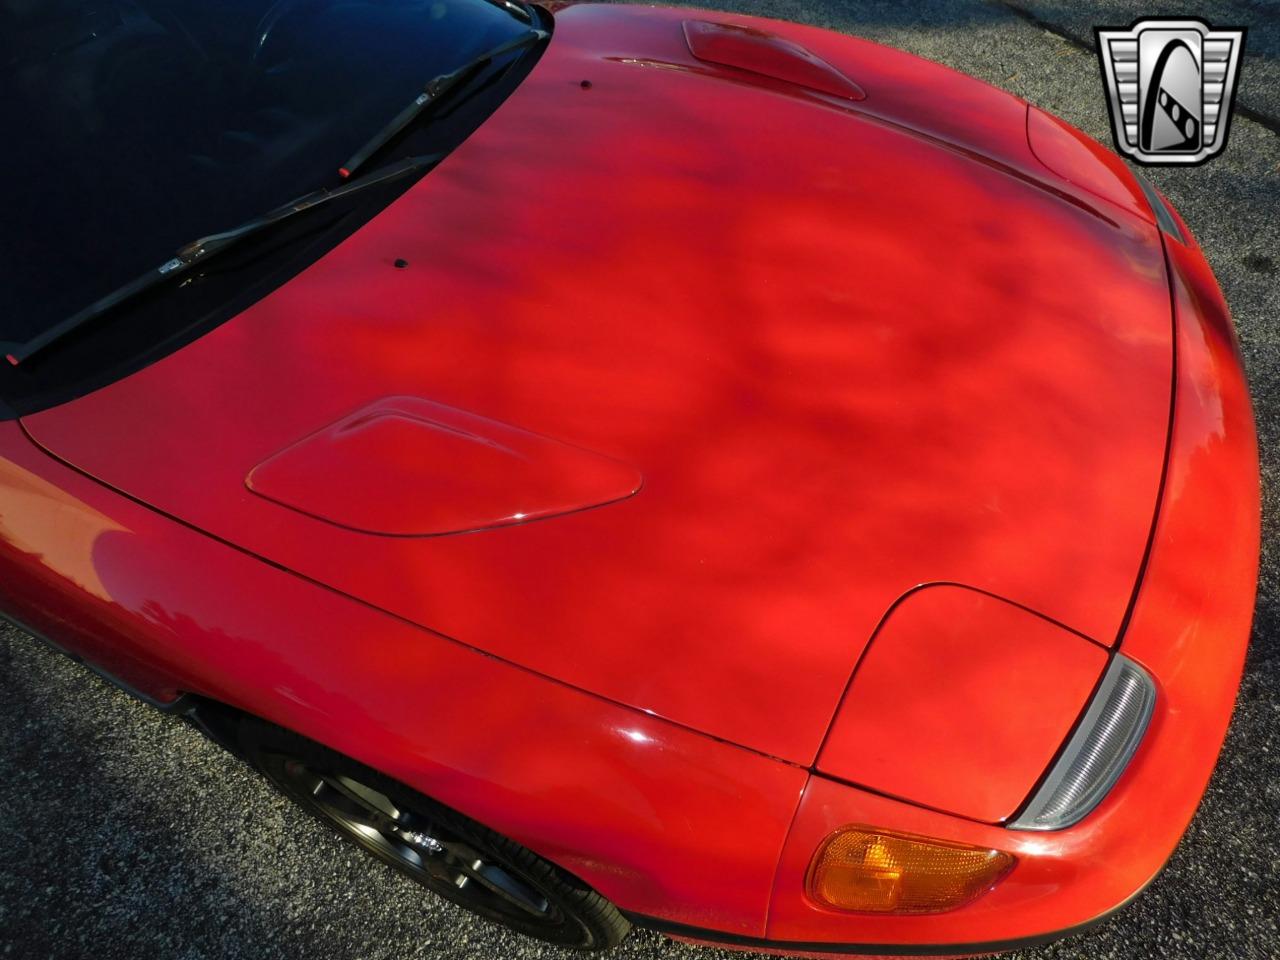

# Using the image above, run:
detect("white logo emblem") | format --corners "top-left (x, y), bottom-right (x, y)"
top-left (1096, 18), bottom-right (1246, 165)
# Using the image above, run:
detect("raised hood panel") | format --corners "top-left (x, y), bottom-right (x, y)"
top-left (245, 396), bottom-right (643, 536)
top-left (21, 5), bottom-right (1173, 764)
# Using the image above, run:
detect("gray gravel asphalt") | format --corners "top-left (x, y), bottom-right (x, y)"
top-left (2, 2), bottom-right (1278, 959)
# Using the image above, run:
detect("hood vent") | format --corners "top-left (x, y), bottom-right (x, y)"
top-left (682, 19), bottom-right (865, 101)
top-left (246, 396), bottom-right (642, 537)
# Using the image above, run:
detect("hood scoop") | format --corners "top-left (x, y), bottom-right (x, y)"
top-left (682, 19), bottom-right (865, 101)
top-left (246, 397), bottom-right (642, 536)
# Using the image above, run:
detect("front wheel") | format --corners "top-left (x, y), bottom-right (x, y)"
top-left (237, 716), bottom-right (631, 950)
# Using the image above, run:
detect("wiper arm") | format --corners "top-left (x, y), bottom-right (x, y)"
top-left (338, 28), bottom-right (547, 181)
top-left (482, 0), bottom-right (534, 23)
top-left (4, 154), bottom-right (441, 367)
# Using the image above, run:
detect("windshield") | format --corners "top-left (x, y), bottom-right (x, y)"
top-left (0, 0), bottom-right (541, 411)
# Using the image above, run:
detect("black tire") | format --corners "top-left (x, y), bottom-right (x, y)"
top-left (237, 716), bottom-right (631, 950)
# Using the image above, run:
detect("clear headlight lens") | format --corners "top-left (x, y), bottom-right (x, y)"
top-left (1010, 654), bottom-right (1156, 831)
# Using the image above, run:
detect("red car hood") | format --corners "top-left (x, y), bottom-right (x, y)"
top-left (22, 5), bottom-right (1172, 763)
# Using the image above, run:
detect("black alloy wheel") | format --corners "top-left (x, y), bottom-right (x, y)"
top-left (237, 716), bottom-right (630, 950)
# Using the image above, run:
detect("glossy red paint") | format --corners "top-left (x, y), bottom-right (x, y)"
top-left (0, 4), bottom-right (1259, 955)
top-left (23, 4), bottom-right (1172, 767)
top-left (246, 395), bottom-right (643, 535)
top-left (816, 585), bottom-right (1108, 824)
top-left (0, 420), bottom-right (803, 934)
top-left (762, 208), bottom-right (1258, 951)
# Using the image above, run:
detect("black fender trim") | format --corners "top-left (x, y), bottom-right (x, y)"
top-left (0, 611), bottom-right (193, 714)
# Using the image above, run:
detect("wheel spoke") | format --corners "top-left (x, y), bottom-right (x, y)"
top-left (309, 771), bottom-right (402, 829)
top-left (310, 776), bottom-right (377, 824)
top-left (445, 844), bottom-right (550, 916)
top-left (330, 774), bottom-right (403, 822)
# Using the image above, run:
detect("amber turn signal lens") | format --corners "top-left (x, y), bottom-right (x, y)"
top-left (808, 827), bottom-right (1014, 914)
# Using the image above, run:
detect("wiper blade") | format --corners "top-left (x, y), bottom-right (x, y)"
top-left (4, 154), bottom-right (441, 367)
top-left (338, 28), bottom-right (547, 181)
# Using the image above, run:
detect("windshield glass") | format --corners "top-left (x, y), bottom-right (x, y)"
top-left (1, 0), bottom-right (533, 357)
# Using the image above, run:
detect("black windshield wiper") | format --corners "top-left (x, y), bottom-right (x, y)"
top-left (4, 154), bottom-right (441, 367)
top-left (338, 28), bottom-right (547, 181)
top-left (482, 0), bottom-right (534, 23)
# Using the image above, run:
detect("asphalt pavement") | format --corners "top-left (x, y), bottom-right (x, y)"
top-left (2, 1), bottom-right (1278, 958)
